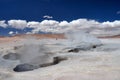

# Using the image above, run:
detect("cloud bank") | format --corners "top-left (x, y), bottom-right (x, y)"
top-left (0, 19), bottom-right (120, 36)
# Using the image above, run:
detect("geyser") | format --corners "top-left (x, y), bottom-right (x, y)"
top-left (11, 39), bottom-right (68, 72)
top-left (12, 31), bottom-right (101, 72)
top-left (13, 56), bottom-right (67, 72)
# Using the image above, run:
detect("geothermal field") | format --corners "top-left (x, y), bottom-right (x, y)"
top-left (0, 31), bottom-right (120, 80)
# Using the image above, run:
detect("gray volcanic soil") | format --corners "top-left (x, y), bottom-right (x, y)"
top-left (0, 32), bottom-right (120, 80)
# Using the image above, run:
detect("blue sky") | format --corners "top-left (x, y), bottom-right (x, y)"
top-left (0, 0), bottom-right (120, 36)
top-left (0, 0), bottom-right (120, 21)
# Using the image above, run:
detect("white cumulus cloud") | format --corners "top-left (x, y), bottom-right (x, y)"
top-left (43, 15), bottom-right (53, 19)
top-left (27, 21), bottom-right (40, 28)
top-left (8, 31), bottom-right (14, 35)
top-left (8, 20), bottom-right (27, 29)
top-left (8, 31), bottom-right (18, 35)
top-left (0, 19), bottom-right (120, 36)
top-left (0, 20), bottom-right (8, 28)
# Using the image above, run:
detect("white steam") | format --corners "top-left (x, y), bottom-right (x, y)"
top-left (65, 30), bottom-right (101, 48)
top-left (15, 38), bottom-right (54, 66)
top-left (13, 31), bottom-right (101, 66)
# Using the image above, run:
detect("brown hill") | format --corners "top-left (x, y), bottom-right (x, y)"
top-left (0, 34), bottom-right (65, 43)
top-left (99, 35), bottom-right (120, 38)
top-left (13, 34), bottom-right (65, 39)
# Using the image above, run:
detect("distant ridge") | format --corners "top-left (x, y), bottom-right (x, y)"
top-left (12, 34), bottom-right (65, 39)
top-left (99, 35), bottom-right (120, 38)
top-left (0, 36), bottom-right (5, 38)
top-left (0, 34), bottom-right (65, 43)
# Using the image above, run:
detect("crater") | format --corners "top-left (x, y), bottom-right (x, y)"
top-left (13, 56), bottom-right (67, 72)
top-left (68, 48), bottom-right (79, 53)
top-left (40, 56), bottom-right (67, 67)
top-left (13, 63), bottom-right (39, 72)
top-left (67, 45), bottom-right (100, 53)
top-left (3, 53), bottom-right (20, 60)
